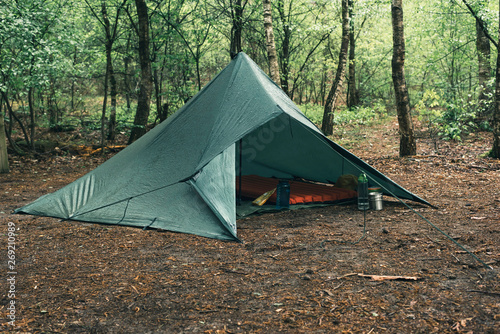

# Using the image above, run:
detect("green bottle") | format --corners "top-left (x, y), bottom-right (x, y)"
top-left (357, 173), bottom-right (369, 210)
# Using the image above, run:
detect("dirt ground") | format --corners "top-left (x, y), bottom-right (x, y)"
top-left (1, 119), bottom-right (499, 333)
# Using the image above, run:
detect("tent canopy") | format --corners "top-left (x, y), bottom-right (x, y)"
top-left (15, 52), bottom-right (430, 241)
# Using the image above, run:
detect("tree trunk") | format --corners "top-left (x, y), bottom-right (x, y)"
top-left (347, 0), bottom-right (359, 108)
top-left (476, 19), bottom-right (491, 120)
top-left (124, 31), bottom-right (132, 113)
top-left (1, 91), bottom-right (28, 154)
top-left (321, 0), bottom-right (350, 136)
top-left (104, 0), bottom-right (118, 142)
top-left (87, 0), bottom-right (124, 143)
top-left (277, 0), bottom-right (290, 96)
top-left (391, 0), bottom-right (416, 157)
top-left (124, 54), bottom-right (132, 112)
top-left (101, 68), bottom-right (109, 149)
top-left (157, 45), bottom-right (170, 122)
top-left (491, 5), bottom-right (500, 158)
top-left (71, 46), bottom-right (77, 111)
top-left (263, 0), bottom-right (281, 86)
top-left (230, 0), bottom-right (243, 58)
top-left (153, 66), bottom-right (162, 123)
top-left (108, 61), bottom-right (117, 141)
top-left (101, 1), bottom-right (111, 147)
top-left (0, 105), bottom-right (9, 173)
top-left (28, 86), bottom-right (36, 151)
top-left (158, 45), bottom-right (169, 122)
top-left (320, 48), bottom-right (329, 105)
top-left (128, 0), bottom-right (153, 144)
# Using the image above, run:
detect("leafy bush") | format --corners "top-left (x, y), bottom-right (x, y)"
top-left (416, 89), bottom-right (480, 141)
top-left (334, 103), bottom-right (387, 125)
top-left (300, 103), bottom-right (324, 124)
top-left (77, 101), bottom-right (159, 133)
top-left (438, 101), bottom-right (477, 141)
top-left (300, 102), bottom-right (387, 127)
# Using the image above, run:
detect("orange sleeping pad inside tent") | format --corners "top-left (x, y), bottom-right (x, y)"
top-left (237, 175), bottom-right (357, 205)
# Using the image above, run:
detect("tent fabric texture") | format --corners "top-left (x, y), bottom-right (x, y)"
top-left (15, 52), bottom-right (430, 241)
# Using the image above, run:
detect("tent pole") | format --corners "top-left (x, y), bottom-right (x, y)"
top-left (238, 139), bottom-right (242, 206)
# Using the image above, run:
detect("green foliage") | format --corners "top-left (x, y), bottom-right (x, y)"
top-left (300, 102), bottom-right (388, 127)
top-left (334, 103), bottom-right (388, 126)
top-left (301, 103), bottom-right (324, 124)
top-left (77, 100), bottom-right (160, 134)
top-left (0, 0), bottom-right (498, 152)
top-left (416, 89), bottom-right (483, 142)
top-left (438, 100), bottom-right (478, 141)
top-left (415, 89), bottom-right (442, 111)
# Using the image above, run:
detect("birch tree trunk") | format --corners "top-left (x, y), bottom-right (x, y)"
top-left (491, 5), bottom-right (500, 158)
top-left (391, 0), bottom-right (416, 157)
top-left (321, 0), bottom-right (349, 136)
top-left (263, 0), bottom-right (281, 86)
top-left (347, 0), bottom-right (359, 108)
top-left (128, 0), bottom-right (153, 144)
top-left (101, 1), bottom-right (111, 147)
top-left (476, 19), bottom-right (491, 121)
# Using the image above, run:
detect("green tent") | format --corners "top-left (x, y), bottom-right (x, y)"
top-left (15, 53), bottom-right (430, 241)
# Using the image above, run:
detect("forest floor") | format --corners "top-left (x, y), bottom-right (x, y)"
top-left (1, 117), bottom-right (499, 333)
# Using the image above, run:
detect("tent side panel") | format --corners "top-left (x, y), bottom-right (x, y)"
top-left (190, 144), bottom-right (237, 239)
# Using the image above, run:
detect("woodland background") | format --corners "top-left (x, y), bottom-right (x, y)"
top-left (1, 0), bottom-right (500, 166)
top-left (1, 1), bottom-right (500, 333)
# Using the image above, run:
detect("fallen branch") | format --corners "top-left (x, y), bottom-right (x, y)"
top-left (357, 274), bottom-right (420, 281)
top-left (327, 273), bottom-right (421, 281)
top-left (451, 253), bottom-right (462, 264)
top-left (328, 273), bottom-right (357, 280)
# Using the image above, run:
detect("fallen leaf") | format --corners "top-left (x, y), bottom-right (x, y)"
top-left (452, 317), bottom-right (473, 331)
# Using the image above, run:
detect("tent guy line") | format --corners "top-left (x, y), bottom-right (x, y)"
top-left (383, 193), bottom-right (493, 270)
top-left (336, 147), bottom-right (492, 270)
